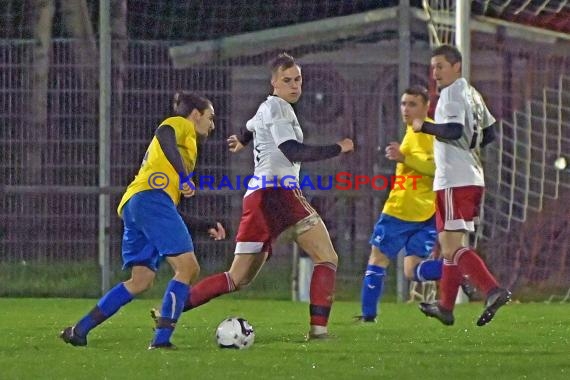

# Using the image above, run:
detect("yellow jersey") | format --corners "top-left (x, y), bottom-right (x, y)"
top-left (382, 119), bottom-right (435, 222)
top-left (117, 116), bottom-right (198, 216)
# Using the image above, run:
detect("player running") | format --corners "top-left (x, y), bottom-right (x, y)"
top-left (60, 92), bottom-right (216, 349)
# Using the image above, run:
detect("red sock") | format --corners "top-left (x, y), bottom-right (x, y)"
top-left (183, 272), bottom-right (235, 312)
top-left (439, 259), bottom-right (462, 311)
top-left (455, 247), bottom-right (499, 295)
top-left (309, 263), bottom-right (337, 326)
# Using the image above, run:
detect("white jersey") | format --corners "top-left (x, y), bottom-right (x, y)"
top-left (433, 78), bottom-right (496, 190)
top-left (244, 96), bottom-right (303, 196)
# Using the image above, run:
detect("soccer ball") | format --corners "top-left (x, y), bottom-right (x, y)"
top-left (215, 317), bottom-right (255, 349)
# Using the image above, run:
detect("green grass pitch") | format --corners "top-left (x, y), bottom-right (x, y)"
top-left (1, 298), bottom-right (569, 379)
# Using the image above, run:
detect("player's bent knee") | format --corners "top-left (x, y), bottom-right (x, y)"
top-left (308, 247), bottom-right (338, 266)
top-left (189, 266), bottom-right (200, 284)
top-left (326, 251), bottom-right (339, 266)
top-left (177, 263), bottom-right (200, 284)
top-left (314, 250), bottom-right (338, 267)
top-left (169, 251), bottom-right (200, 283)
top-left (369, 249), bottom-right (390, 267)
top-left (126, 276), bottom-right (154, 294)
top-left (404, 269), bottom-right (415, 280)
top-left (125, 265), bottom-right (157, 294)
top-left (182, 264), bottom-right (200, 284)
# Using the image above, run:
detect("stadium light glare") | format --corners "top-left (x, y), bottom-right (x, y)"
top-left (554, 156), bottom-right (567, 171)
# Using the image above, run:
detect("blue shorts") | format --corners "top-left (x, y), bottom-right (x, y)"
top-left (121, 190), bottom-right (194, 271)
top-left (369, 213), bottom-right (436, 259)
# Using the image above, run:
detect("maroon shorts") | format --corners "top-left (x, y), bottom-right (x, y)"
top-left (235, 187), bottom-right (316, 254)
top-left (435, 186), bottom-right (484, 232)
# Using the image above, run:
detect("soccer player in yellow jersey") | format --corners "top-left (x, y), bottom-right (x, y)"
top-left (60, 92), bottom-right (216, 349)
top-left (358, 86), bottom-right (441, 322)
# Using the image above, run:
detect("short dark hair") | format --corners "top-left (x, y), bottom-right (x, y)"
top-left (269, 52), bottom-right (298, 75)
top-left (172, 91), bottom-right (212, 117)
top-left (403, 85), bottom-right (429, 104)
top-left (431, 44), bottom-right (462, 65)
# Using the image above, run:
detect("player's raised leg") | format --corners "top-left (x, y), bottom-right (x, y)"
top-left (440, 188), bottom-right (510, 326)
top-left (451, 244), bottom-right (511, 326)
top-left (180, 189), bottom-right (272, 312)
top-left (181, 252), bottom-right (267, 312)
top-left (410, 258), bottom-right (442, 283)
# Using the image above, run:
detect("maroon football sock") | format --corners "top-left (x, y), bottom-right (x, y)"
top-left (183, 272), bottom-right (236, 312)
top-left (439, 259), bottom-right (462, 311)
top-left (455, 247), bottom-right (499, 295)
top-left (309, 263), bottom-right (337, 326)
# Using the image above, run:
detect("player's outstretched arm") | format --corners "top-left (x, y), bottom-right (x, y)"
top-left (228, 125), bottom-right (254, 153)
top-left (207, 222), bottom-right (226, 240)
top-left (278, 138), bottom-right (353, 163)
top-left (336, 138), bottom-right (354, 153)
top-left (411, 119), bottom-right (462, 140)
top-left (180, 213), bottom-right (227, 240)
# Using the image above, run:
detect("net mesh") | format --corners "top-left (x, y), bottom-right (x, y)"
top-left (473, 0), bottom-right (570, 32)
top-left (423, 0), bottom-right (570, 41)
top-left (0, 0), bottom-right (569, 299)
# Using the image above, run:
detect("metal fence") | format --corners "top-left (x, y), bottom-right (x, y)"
top-left (1, 11), bottom-right (569, 299)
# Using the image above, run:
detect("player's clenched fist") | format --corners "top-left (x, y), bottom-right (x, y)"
top-left (181, 181), bottom-right (196, 198)
top-left (337, 138), bottom-right (354, 153)
top-left (227, 135), bottom-right (245, 153)
top-left (385, 142), bottom-right (404, 162)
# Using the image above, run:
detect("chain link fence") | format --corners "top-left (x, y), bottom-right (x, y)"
top-left (1, 2), bottom-right (569, 299)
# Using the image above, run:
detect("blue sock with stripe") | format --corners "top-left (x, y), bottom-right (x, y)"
top-left (75, 283), bottom-right (134, 337)
top-left (152, 279), bottom-right (189, 346)
top-left (360, 264), bottom-right (386, 319)
top-left (413, 259), bottom-right (442, 282)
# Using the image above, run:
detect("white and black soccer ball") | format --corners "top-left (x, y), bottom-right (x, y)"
top-left (215, 317), bottom-right (255, 349)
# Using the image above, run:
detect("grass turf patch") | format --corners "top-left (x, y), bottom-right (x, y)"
top-left (1, 298), bottom-right (569, 379)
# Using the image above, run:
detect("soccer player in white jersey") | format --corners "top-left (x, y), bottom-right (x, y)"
top-left (175, 53), bottom-right (354, 339)
top-left (411, 44), bottom-right (511, 326)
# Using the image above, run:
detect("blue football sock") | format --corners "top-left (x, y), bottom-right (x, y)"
top-left (152, 279), bottom-right (189, 345)
top-left (360, 264), bottom-right (386, 318)
top-left (413, 259), bottom-right (442, 282)
top-left (75, 283), bottom-right (134, 337)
